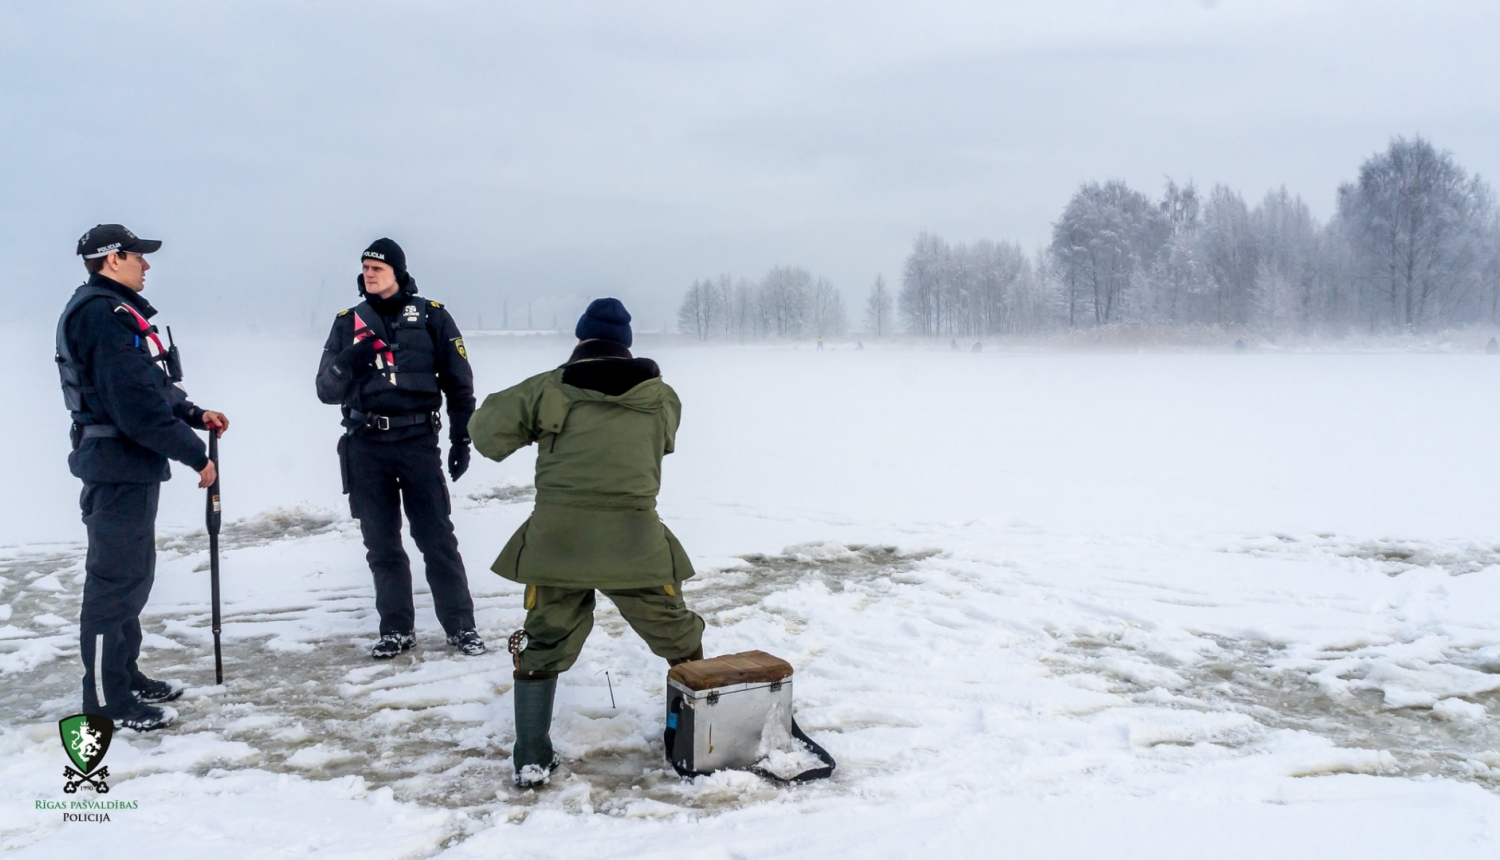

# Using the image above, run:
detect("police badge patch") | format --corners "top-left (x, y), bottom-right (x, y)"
top-left (59, 713), bottom-right (114, 793)
top-left (452, 337), bottom-right (467, 360)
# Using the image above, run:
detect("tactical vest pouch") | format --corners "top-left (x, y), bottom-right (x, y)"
top-left (54, 286), bottom-right (111, 417)
top-left (57, 357), bottom-right (88, 413)
top-left (351, 299), bottom-right (441, 399)
top-left (663, 650), bottom-right (835, 783)
top-left (392, 371), bottom-right (441, 393)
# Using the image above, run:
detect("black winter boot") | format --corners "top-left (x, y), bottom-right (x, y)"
top-left (113, 702), bottom-right (176, 732)
top-left (446, 629), bottom-right (486, 656)
top-left (512, 677), bottom-right (560, 787)
top-left (371, 632), bottom-right (415, 659)
top-left (132, 677), bottom-right (184, 704)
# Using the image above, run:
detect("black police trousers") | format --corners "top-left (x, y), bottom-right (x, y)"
top-left (79, 481), bottom-right (160, 717)
top-left (345, 431), bottom-right (475, 637)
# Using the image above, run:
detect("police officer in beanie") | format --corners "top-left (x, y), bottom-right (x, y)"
top-left (316, 239), bottom-right (484, 659)
top-left (58, 225), bottom-right (230, 732)
top-left (468, 298), bottom-right (705, 787)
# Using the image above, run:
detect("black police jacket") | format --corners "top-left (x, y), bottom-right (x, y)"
top-left (315, 280), bottom-right (475, 443)
top-left (58, 274), bottom-right (211, 483)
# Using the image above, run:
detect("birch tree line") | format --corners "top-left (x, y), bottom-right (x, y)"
top-left (899, 136), bottom-right (1500, 336)
top-left (677, 265), bottom-right (849, 341)
top-left (675, 137), bottom-right (1500, 339)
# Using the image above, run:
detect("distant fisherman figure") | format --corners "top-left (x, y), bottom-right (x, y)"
top-left (58, 225), bottom-right (231, 731)
top-left (315, 239), bottom-right (485, 659)
top-left (469, 298), bottom-right (705, 788)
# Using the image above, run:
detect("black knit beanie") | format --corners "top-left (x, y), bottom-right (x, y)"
top-left (574, 298), bottom-right (633, 347)
top-left (362, 238), bottom-right (408, 284)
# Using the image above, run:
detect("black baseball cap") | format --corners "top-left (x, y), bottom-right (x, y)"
top-left (76, 224), bottom-right (162, 259)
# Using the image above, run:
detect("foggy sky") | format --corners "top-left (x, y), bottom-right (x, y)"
top-left (4, 1), bottom-right (1499, 332)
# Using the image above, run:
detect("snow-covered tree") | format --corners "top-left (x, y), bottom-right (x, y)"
top-left (676, 279), bottom-right (715, 340)
top-left (1252, 188), bottom-right (1325, 333)
top-left (1049, 180), bottom-right (1166, 326)
top-left (865, 274), bottom-right (892, 336)
top-left (899, 232), bottom-right (947, 335)
top-left (809, 277), bottom-right (847, 338)
top-left (1199, 185), bottom-right (1259, 327)
top-left (1336, 136), bottom-right (1493, 330)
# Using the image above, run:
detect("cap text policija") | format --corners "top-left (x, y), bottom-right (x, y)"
top-left (76, 224), bottom-right (162, 259)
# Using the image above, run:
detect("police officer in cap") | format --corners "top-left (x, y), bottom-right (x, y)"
top-left (58, 225), bottom-right (230, 732)
top-left (316, 239), bottom-right (485, 659)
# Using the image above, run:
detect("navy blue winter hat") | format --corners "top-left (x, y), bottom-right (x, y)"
top-left (575, 298), bottom-right (633, 347)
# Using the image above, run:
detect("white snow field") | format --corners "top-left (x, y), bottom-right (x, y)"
top-left (4, 330), bottom-right (1500, 858)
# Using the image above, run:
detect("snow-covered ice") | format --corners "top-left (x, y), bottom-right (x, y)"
top-left (4, 332), bottom-right (1500, 857)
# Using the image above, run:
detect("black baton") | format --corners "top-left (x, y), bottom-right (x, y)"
top-left (206, 432), bottom-right (223, 685)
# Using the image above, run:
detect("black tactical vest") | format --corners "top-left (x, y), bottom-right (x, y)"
top-left (347, 298), bottom-right (441, 404)
top-left (56, 285), bottom-right (186, 428)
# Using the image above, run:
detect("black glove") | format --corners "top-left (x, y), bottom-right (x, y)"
top-left (338, 339), bottom-right (379, 377)
top-left (448, 438), bottom-right (471, 481)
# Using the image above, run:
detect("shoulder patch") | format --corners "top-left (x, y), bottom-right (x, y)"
top-left (452, 336), bottom-right (467, 360)
top-left (337, 309), bottom-right (350, 317)
top-left (428, 300), bottom-right (443, 308)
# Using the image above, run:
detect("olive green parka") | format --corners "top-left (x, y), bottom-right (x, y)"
top-left (467, 355), bottom-right (695, 589)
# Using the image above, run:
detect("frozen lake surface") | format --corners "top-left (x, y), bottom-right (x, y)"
top-left (3, 333), bottom-right (1500, 858)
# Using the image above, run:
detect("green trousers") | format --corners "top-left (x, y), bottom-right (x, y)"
top-left (518, 583), bottom-right (705, 676)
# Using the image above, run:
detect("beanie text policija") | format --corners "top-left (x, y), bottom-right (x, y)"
top-left (362, 238), bottom-right (408, 285)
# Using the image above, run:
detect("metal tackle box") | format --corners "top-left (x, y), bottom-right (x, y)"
top-left (664, 650), bottom-right (794, 775)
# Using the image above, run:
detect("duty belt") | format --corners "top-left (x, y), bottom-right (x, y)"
top-left (348, 410), bottom-right (442, 433)
top-left (76, 423), bottom-right (120, 439)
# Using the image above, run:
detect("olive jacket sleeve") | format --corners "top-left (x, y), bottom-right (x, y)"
top-left (467, 372), bottom-right (546, 463)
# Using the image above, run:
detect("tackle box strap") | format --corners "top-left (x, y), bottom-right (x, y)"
top-left (664, 697), bottom-right (836, 784)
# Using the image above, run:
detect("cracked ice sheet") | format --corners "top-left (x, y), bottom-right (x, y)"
top-left (3, 339), bottom-right (1500, 856)
top-left (0, 725), bottom-right (457, 859)
top-left (6, 535), bottom-right (1500, 855)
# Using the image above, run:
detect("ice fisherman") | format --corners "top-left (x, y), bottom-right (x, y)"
top-left (469, 298), bottom-right (705, 787)
top-left (315, 239), bottom-right (485, 659)
top-left (57, 225), bottom-right (231, 731)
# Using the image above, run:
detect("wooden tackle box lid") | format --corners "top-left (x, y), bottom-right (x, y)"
top-left (668, 650), bottom-right (793, 691)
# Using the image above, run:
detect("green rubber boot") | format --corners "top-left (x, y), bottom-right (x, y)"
top-left (512, 676), bottom-right (560, 787)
